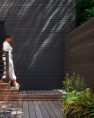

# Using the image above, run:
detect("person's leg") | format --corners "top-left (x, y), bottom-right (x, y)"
top-left (9, 56), bottom-right (19, 88)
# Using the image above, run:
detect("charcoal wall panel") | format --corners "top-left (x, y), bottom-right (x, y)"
top-left (64, 17), bottom-right (94, 90)
top-left (0, 0), bottom-right (75, 90)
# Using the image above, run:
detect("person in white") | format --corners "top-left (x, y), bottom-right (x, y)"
top-left (1, 36), bottom-right (19, 88)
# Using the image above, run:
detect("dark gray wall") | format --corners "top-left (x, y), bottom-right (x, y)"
top-left (0, 0), bottom-right (75, 90)
top-left (64, 17), bottom-right (94, 90)
top-left (0, 21), bottom-right (6, 78)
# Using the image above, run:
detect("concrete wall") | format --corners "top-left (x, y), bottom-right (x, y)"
top-left (64, 17), bottom-right (94, 90)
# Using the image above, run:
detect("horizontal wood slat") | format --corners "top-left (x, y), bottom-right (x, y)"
top-left (64, 17), bottom-right (94, 90)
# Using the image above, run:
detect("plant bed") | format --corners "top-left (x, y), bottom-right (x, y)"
top-left (62, 89), bottom-right (94, 118)
top-left (61, 73), bottom-right (94, 118)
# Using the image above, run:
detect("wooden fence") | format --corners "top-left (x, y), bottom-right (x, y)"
top-left (64, 17), bottom-right (94, 90)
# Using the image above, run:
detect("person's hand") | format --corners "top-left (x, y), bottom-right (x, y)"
top-left (11, 48), bottom-right (13, 53)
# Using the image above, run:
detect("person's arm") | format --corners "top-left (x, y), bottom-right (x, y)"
top-left (2, 42), bottom-right (10, 59)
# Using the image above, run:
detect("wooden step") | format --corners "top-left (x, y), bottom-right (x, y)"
top-left (0, 89), bottom-right (19, 92)
top-left (0, 89), bottom-right (19, 95)
top-left (0, 94), bottom-right (62, 101)
top-left (19, 94), bottom-right (62, 101)
top-left (0, 83), bottom-right (19, 97)
top-left (0, 84), bottom-right (63, 101)
top-left (0, 83), bottom-right (10, 89)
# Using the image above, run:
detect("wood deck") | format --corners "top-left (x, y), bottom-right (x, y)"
top-left (0, 83), bottom-right (65, 117)
top-left (0, 100), bottom-right (65, 118)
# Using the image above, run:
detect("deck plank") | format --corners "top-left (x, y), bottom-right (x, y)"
top-left (52, 90), bottom-right (62, 95)
top-left (9, 101), bottom-right (17, 118)
top-left (16, 101), bottom-right (23, 118)
top-left (38, 101), bottom-right (50, 118)
top-left (53, 101), bottom-right (65, 117)
top-left (23, 101), bottom-right (29, 118)
top-left (28, 101), bottom-right (36, 118)
top-left (48, 91), bottom-right (55, 95)
top-left (4, 101), bottom-right (15, 118)
top-left (33, 101), bottom-right (43, 118)
top-left (0, 90), bottom-right (64, 118)
top-left (48, 101), bottom-right (63, 118)
top-left (0, 100), bottom-right (64, 118)
top-left (0, 101), bottom-right (9, 118)
top-left (43, 101), bottom-right (57, 118)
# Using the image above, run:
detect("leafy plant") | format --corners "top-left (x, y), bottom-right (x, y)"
top-left (63, 73), bottom-right (86, 92)
top-left (62, 88), bottom-right (94, 118)
top-left (76, 0), bottom-right (94, 26)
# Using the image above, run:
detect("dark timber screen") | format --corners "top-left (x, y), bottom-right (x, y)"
top-left (0, 0), bottom-right (75, 90)
top-left (64, 17), bottom-right (94, 90)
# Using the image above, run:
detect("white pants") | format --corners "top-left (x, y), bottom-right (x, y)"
top-left (2, 54), bottom-right (16, 80)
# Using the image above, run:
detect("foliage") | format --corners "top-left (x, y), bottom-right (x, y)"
top-left (63, 73), bottom-right (86, 92)
top-left (62, 88), bottom-right (94, 118)
top-left (62, 73), bottom-right (94, 117)
top-left (76, 0), bottom-right (94, 26)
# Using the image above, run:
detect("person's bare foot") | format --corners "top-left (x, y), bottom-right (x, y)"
top-left (10, 80), bottom-right (20, 89)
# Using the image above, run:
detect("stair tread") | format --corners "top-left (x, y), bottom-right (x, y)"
top-left (0, 88), bottom-right (62, 101)
top-left (0, 89), bottom-right (19, 91)
top-left (0, 83), bottom-right (10, 85)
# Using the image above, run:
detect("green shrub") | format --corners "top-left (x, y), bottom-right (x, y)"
top-left (62, 88), bottom-right (94, 118)
top-left (62, 73), bottom-right (94, 118)
top-left (63, 73), bottom-right (86, 92)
